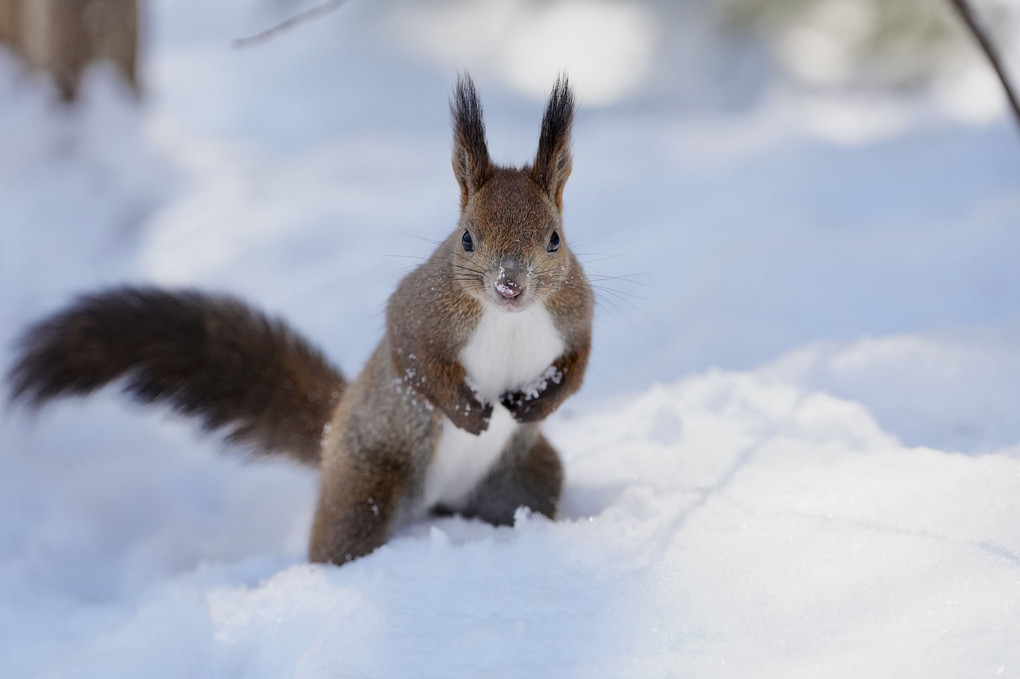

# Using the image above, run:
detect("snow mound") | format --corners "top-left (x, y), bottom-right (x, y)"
top-left (762, 334), bottom-right (1020, 452)
top-left (3, 363), bottom-right (1019, 678)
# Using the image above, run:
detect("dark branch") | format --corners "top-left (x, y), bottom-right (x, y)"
top-left (948, 0), bottom-right (1020, 131)
top-left (233, 0), bottom-right (350, 49)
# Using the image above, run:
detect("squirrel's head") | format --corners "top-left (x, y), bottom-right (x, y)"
top-left (448, 74), bottom-right (576, 313)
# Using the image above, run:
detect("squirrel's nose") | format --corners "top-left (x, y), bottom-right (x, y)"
top-left (495, 263), bottom-right (526, 300)
top-left (495, 278), bottom-right (522, 300)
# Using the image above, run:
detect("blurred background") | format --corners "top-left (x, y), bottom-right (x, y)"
top-left (2, 0), bottom-right (1019, 448)
top-left (2, 0), bottom-right (1020, 659)
top-left (4, 0), bottom-right (1016, 113)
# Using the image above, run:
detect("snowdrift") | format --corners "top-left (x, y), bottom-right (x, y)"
top-left (2, 346), bottom-right (1019, 678)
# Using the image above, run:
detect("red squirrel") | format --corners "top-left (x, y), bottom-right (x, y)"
top-left (7, 74), bottom-right (594, 565)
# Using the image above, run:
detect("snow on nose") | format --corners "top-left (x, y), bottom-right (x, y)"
top-left (495, 266), bottom-right (523, 300)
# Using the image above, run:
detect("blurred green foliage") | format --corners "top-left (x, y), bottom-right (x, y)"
top-left (716, 0), bottom-right (1012, 89)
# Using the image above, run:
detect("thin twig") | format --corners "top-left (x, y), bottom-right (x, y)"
top-left (233, 0), bottom-right (350, 49)
top-left (948, 0), bottom-right (1020, 130)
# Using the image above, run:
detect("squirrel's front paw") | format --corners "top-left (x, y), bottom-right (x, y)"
top-left (500, 365), bottom-right (564, 422)
top-left (446, 384), bottom-right (493, 435)
top-left (500, 389), bottom-right (545, 423)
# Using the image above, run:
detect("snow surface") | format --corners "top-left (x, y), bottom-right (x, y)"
top-left (2, 1), bottom-right (1020, 676)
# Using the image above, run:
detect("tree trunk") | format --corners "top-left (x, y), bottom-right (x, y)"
top-left (0, 0), bottom-right (139, 102)
top-left (0, 0), bottom-right (23, 50)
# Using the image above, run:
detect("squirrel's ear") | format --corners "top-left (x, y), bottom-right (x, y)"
top-left (451, 74), bottom-right (492, 211)
top-left (532, 76), bottom-right (574, 212)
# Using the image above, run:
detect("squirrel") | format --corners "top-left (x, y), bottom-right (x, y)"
top-left (6, 74), bottom-right (593, 565)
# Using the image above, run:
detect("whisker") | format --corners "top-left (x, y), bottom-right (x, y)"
top-left (575, 253), bottom-right (632, 265)
top-left (398, 231), bottom-right (444, 247)
top-left (591, 292), bottom-right (634, 326)
top-left (588, 283), bottom-right (655, 303)
top-left (384, 266), bottom-right (420, 280)
top-left (589, 285), bottom-right (663, 327)
top-left (364, 254), bottom-right (429, 261)
top-left (453, 267), bottom-right (488, 278)
top-left (586, 273), bottom-right (660, 294)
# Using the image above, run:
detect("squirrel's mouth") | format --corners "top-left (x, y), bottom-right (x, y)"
top-left (485, 288), bottom-right (532, 313)
top-left (489, 296), bottom-right (526, 313)
top-left (499, 299), bottom-right (526, 313)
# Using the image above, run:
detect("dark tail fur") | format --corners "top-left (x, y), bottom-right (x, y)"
top-left (6, 287), bottom-right (345, 466)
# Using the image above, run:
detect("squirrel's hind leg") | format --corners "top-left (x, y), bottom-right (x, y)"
top-left (308, 449), bottom-right (411, 565)
top-left (457, 428), bottom-right (564, 526)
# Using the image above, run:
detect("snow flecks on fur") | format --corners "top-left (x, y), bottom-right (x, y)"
top-left (494, 266), bottom-right (516, 298)
top-left (462, 376), bottom-right (488, 406)
top-left (522, 364), bottom-right (563, 400)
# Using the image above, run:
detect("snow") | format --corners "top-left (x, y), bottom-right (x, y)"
top-left (519, 364), bottom-right (564, 401)
top-left (2, 1), bottom-right (1020, 676)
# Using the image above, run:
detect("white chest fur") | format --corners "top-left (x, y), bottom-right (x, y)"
top-left (422, 303), bottom-right (565, 510)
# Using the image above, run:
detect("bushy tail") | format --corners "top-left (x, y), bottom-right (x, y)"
top-left (7, 287), bottom-right (345, 466)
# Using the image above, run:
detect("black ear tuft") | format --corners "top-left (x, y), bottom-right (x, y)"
top-left (451, 73), bottom-right (492, 211)
top-left (532, 75), bottom-right (575, 211)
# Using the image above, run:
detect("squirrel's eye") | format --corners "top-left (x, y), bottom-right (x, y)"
top-left (462, 230), bottom-right (474, 252)
top-left (547, 231), bottom-right (560, 252)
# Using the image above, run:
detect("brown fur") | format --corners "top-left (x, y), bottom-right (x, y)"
top-left (7, 288), bottom-right (342, 465)
top-left (530, 75), bottom-right (574, 210)
top-left (451, 75), bottom-right (493, 211)
top-left (6, 74), bottom-right (593, 565)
